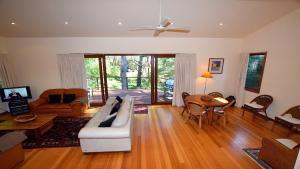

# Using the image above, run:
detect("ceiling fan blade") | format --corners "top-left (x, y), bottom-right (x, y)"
top-left (128, 27), bottom-right (157, 31)
top-left (165, 28), bottom-right (190, 33)
top-left (160, 18), bottom-right (171, 27)
top-left (153, 30), bottom-right (163, 37)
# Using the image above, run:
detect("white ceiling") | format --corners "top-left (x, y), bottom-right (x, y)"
top-left (0, 0), bottom-right (299, 38)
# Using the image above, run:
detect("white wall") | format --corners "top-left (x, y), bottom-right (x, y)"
top-left (243, 9), bottom-right (300, 119)
top-left (0, 37), bottom-right (6, 53)
top-left (0, 37), bottom-right (7, 111)
top-left (5, 37), bottom-right (242, 99)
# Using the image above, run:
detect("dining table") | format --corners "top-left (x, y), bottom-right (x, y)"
top-left (185, 94), bottom-right (229, 126)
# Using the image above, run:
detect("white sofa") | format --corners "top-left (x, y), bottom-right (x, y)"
top-left (78, 95), bottom-right (134, 152)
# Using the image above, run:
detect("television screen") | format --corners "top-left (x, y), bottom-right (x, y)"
top-left (0, 86), bottom-right (32, 102)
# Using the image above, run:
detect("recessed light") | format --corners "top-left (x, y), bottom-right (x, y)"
top-left (64, 21), bottom-right (69, 25)
top-left (219, 22), bottom-right (223, 26)
top-left (11, 22), bottom-right (16, 25)
top-left (117, 21), bottom-right (122, 26)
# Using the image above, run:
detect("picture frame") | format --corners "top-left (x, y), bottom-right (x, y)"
top-left (245, 52), bottom-right (267, 93)
top-left (208, 58), bottom-right (224, 74)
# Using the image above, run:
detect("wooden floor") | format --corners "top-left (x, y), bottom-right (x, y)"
top-left (18, 106), bottom-right (290, 169)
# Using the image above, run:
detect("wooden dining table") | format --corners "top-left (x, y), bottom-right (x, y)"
top-left (185, 94), bottom-right (228, 126)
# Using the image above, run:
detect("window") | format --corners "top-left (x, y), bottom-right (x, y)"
top-left (245, 52), bottom-right (267, 93)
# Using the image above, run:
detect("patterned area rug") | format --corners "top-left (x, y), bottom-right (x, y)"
top-left (23, 117), bottom-right (91, 149)
top-left (134, 105), bottom-right (148, 114)
top-left (243, 148), bottom-right (273, 169)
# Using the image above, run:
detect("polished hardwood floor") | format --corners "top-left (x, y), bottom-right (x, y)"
top-left (18, 106), bottom-right (290, 169)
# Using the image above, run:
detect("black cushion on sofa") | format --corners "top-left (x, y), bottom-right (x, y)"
top-left (110, 102), bottom-right (121, 115)
top-left (116, 96), bottom-right (123, 103)
top-left (63, 94), bottom-right (76, 103)
top-left (98, 115), bottom-right (117, 127)
top-left (48, 94), bottom-right (61, 103)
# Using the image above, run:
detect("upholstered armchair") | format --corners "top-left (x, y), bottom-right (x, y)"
top-left (259, 137), bottom-right (300, 169)
top-left (274, 105), bottom-right (300, 135)
top-left (242, 95), bottom-right (273, 119)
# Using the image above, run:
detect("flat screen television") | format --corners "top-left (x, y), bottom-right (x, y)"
top-left (0, 86), bottom-right (32, 102)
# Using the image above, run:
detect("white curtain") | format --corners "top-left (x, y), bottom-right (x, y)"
top-left (57, 54), bottom-right (87, 89)
top-left (172, 54), bottom-right (197, 107)
top-left (0, 54), bottom-right (16, 87)
top-left (235, 53), bottom-right (249, 107)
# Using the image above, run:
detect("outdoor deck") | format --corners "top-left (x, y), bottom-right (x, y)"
top-left (88, 89), bottom-right (172, 104)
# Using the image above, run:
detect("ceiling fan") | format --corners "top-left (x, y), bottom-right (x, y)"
top-left (129, 0), bottom-right (190, 37)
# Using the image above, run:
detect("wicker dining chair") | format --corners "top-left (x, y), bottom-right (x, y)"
top-left (186, 101), bottom-right (208, 128)
top-left (273, 105), bottom-right (300, 135)
top-left (212, 100), bottom-right (235, 126)
top-left (181, 92), bottom-right (191, 116)
top-left (242, 95), bottom-right (273, 119)
top-left (208, 92), bottom-right (224, 98)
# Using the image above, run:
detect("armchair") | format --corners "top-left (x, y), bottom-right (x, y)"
top-left (242, 95), bottom-right (273, 119)
top-left (273, 105), bottom-right (300, 135)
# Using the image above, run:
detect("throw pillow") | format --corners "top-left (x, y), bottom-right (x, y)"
top-left (98, 114), bottom-right (117, 127)
top-left (116, 96), bottom-right (123, 103)
top-left (110, 102), bottom-right (121, 115)
top-left (48, 94), bottom-right (61, 104)
top-left (63, 94), bottom-right (76, 103)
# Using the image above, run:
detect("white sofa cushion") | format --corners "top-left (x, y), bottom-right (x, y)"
top-left (111, 95), bottom-right (132, 127)
top-left (276, 139), bottom-right (298, 149)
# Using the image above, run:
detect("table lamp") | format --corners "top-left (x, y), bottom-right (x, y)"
top-left (201, 71), bottom-right (213, 101)
top-left (201, 71), bottom-right (212, 94)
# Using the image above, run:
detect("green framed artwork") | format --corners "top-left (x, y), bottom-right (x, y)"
top-left (245, 52), bottom-right (267, 93)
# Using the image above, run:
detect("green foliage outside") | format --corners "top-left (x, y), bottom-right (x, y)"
top-left (84, 56), bottom-right (175, 91)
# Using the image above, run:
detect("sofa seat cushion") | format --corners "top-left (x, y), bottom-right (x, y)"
top-left (276, 139), bottom-right (299, 149)
top-left (38, 104), bottom-right (71, 110)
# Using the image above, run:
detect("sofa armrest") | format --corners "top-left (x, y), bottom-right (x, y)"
top-left (29, 98), bottom-right (47, 110)
top-left (78, 127), bottom-right (130, 139)
top-left (259, 137), bottom-right (299, 169)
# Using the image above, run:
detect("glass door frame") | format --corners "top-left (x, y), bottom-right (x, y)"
top-left (152, 54), bottom-right (176, 105)
top-left (85, 54), bottom-right (175, 106)
top-left (84, 54), bottom-right (108, 106)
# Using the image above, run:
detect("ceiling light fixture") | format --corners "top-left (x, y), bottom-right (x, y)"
top-left (64, 21), bottom-right (69, 25)
top-left (117, 21), bottom-right (123, 26)
top-left (11, 22), bottom-right (16, 25)
top-left (219, 23), bottom-right (223, 26)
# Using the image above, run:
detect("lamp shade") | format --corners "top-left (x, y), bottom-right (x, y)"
top-left (201, 71), bottom-right (213, 78)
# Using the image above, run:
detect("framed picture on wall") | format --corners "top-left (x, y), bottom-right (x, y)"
top-left (208, 58), bottom-right (224, 74)
top-left (245, 52), bottom-right (267, 93)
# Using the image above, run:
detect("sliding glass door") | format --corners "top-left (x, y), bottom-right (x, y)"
top-left (84, 55), bottom-right (107, 106)
top-left (84, 54), bottom-right (175, 106)
top-left (105, 55), bottom-right (152, 104)
top-left (153, 55), bottom-right (175, 104)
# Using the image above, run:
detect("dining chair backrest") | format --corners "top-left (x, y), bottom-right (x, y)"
top-left (182, 92), bottom-right (190, 106)
top-left (208, 92), bottom-right (224, 98)
top-left (222, 100), bottom-right (236, 111)
top-left (186, 101), bottom-right (204, 116)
